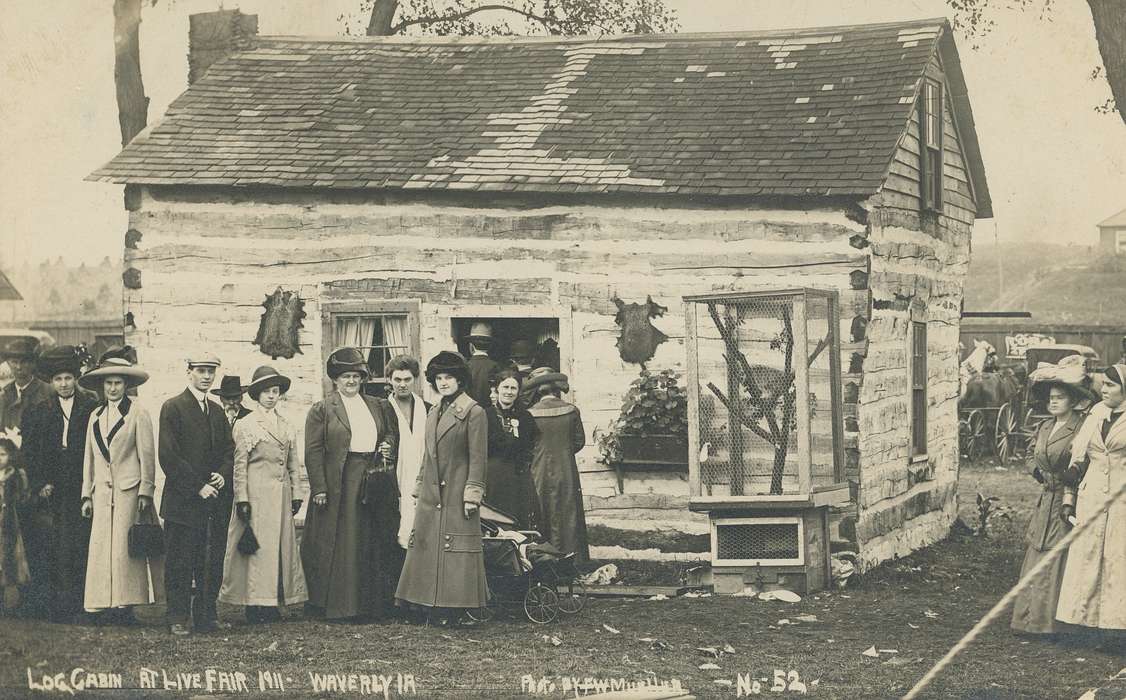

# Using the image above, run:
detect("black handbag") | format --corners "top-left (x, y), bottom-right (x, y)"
top-left (237, 523), bottom-right (260, 555)
top-left (127, 506), bottom-right (164, 559)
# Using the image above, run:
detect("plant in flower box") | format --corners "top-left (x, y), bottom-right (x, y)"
top-left (597, 369), bottom-right (689, 465)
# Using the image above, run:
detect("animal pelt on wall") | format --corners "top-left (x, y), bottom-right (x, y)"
top-left (254, 288), bottom-right (305, 360)
top-left (612, 295), bottom-right (669, 368)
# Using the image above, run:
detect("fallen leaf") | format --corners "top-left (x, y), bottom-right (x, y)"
top-left (264, 641), bottom-right (279, 652)
top-left (714, 679), bottom-right (733, 686)
top-left (602, 624), bottom-right (621, 634)
top-left (878, 649), bottom-right (899, 654)
top-left (907, 623), bottom-right (920, 629)
top-left (862, 646), bottom-right (880, 658)
top-left (924, 610), bottom-right (939, 619)
top-left (699, 663), bottom-right (721, 670)
top-left (638, 637), bottom-right (655, 642)
top-left (648, 594), bottom-right (669, 601)
top-left (760, 589), bottom-right (802, 603)
top-left (697, 646), bottom-right (720, 658)
top-left (883, 657), bottom-right (914, 667)
top-left (777, 619), bottom-right (791, 626)
top-left (36, 661), bottom-right (47, 668)
top-left (650, 640), bottom-right (671, 651)
top-left (547, 635), bottom-right (562, 647)
top-left (723, 643), bottom-right (736, 654)
top-left (795, 614), bottom-right (819, 623)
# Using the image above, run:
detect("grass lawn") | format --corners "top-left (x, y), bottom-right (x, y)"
top-left (2, 460), bottom-right (1122, 698)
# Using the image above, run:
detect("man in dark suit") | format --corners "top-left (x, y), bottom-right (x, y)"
top-left (210, 375), bottom-right (251, 427)
top-left (158, 352), bottom-right (234, 635)
top-left (20, 346), bottom-right (99, 622)
top-left (1, 337), bottom-right (51, 434)
top-left (464, 321), bottom-right (499, 406)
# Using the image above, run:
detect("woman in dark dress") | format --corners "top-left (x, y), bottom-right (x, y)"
top-left (1009, 361), bottom-right (1093, 635)
top-left (484, 370), bottom-right (538, 528)
top-left (525, 367), bottom-right (589, 564)
top-left (301, 348), bottom-right (398, 621)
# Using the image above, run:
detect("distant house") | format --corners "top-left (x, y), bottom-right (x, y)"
top-left (0, 269), bottom-right (23, 325)
top-left (1098, 207), bottom-right (1126, 255)
top-left (90, 15), bottom-right (991, 569)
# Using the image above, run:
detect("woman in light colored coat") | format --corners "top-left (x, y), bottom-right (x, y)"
top-left (1056, 363), bottom-right (1126, 636)
top-left (79, 357), bottom-right (163, 619)
top-left (395, 351), bottom-right (488, 622)
top-left (219, 367), bottom-right (307, 623)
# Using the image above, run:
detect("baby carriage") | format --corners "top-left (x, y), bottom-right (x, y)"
top-left (466, 504), bottom-right (586, 624)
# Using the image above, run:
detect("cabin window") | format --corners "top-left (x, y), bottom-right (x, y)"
top-left (910, 321), bottom-right (928, 457)
top-left (321, 299), bottom-right (421, 397)
top-left (918, 78), bottom-right (944, 212)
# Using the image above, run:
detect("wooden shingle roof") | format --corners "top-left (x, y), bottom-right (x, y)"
top-left (89, 17), bottom-right (990, 214)
top-left (1097, 207), bottom-right (1126, 228)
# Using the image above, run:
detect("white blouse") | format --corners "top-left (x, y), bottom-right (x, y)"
top-left (341, 393), bottom-right (378, 452)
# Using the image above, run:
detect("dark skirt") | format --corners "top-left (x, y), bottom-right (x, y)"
top-left (485, 456), bottom-right (537, 529)
top-left (303, 453), bottom-right (369, 619)
top-left (359, 469), bottom-right (403, 620)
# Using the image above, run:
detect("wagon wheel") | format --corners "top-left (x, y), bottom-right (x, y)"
top-left (995, 403), bottom-right (1017, 462)
top-left (523, 583), bottom-right (559, 624)
top-left (465, 605), bottom-right (494, 623)
top-left (555, 579), bottom-right (586, 614)
top-left (963, 410), bottom-right (986, 461)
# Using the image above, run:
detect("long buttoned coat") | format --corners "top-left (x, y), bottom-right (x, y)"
top-left (301, 391), bottom-right (398, 618)
top-left (528, 396), bottom-right (589, 563)
top-left (0, 377), bottom-right (50, 434)
top-left (395, 392), bottom-right (488, 610)
top-left (20, 390), bottom-right (99, 615)
top-left (219, 408), bottom-right (307, 607)
top-left (81, 398), bottom-right (164, 610)
top-left (1010, 412), bottom-right (1082, 634)
top-left (1057, 402), bottom-right (1126, 630)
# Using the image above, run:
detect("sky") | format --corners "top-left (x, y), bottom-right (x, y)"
top-left (1, 0), bottom-right (1123, 264)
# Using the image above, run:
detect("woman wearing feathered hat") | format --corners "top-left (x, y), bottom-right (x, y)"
top-left (524, 367), bottom-right (589, 564)
top-left (395, 350), bottom-right (488, 624)
top-left (1055, 363), bottom-right (1126, 643)
top-left (219, 366), bottom-right (307, 623)
top-left (1009, 355), bottom-right (1096, 635)
top-left (77, 350), bottom-right (163, 622)
top-left (301, 347), bottom-right (398, 621)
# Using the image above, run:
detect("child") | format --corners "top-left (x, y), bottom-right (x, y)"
top-left (0, 436), bottom-right (30, 613)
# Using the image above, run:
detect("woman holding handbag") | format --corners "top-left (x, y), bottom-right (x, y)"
top-left (79, 354), bottom-right (163, 623)
top-left (219, 366), bottom-right (307, 623)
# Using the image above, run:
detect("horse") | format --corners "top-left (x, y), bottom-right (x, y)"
top-left (959, 339), bottom-right (995, 403)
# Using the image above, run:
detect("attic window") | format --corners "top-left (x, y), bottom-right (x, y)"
top-left (918, 78), bottom-right (943, 211)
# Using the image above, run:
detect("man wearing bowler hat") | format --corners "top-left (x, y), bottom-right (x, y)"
top-left (211, 375), bottom-right (251, 427)
top-left (158, 352), bottom-right (235, 635)
top-left (464, 321), bottom-right (500, 406)
top-left (19, 345), bottom-right (99, 621)
top-left (1, 338), bottom-right (50, 434)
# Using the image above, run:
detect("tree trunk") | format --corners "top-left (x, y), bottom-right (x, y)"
top-left (113, 0), bottom-right (149, 146)
top-left (366, 0), bottom-right (399, 36)
top-left (1088, 0), bottom-right (1126, 126)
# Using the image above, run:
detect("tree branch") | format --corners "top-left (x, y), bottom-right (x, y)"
top-left (391, 3), bottom-right (559, 33)
top-left (706, 382), bottom-right (778, 446)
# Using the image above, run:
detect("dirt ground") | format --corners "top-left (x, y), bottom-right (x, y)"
top-left (1, 459), bottom-right (1122, 699)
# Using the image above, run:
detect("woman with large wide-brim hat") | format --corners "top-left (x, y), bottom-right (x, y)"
top-left (219, 366), bottom-right (307, 623)
top-left (301, 348), bottom-right (398, 621)
top-left (1010, 356), bottom-right (1096, 635)
top-left (524, 367), bottom-right (589, 563)
top-left (395, 350), bottom-right (488, 624)
top-left (78, 352), bottom-right (163, 622)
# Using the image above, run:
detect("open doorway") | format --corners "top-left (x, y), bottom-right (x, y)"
top-left (450, 317), bottom-right (561, 373)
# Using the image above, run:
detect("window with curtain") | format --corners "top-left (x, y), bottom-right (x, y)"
top-left (335, 314), bottom-right (410, 378)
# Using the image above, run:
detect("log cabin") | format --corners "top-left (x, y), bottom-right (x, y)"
top-left (89, 13), bottom-right (991, 571)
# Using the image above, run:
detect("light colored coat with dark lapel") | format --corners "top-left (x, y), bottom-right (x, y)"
top-left (395, 392), bottom-right (488, 609)
top-left (219, 408), bottom-right (307, 607)
top-left (1057, 399), bottom-right (1126, 630)
top-left (81, 398), bottom-right (164, 610)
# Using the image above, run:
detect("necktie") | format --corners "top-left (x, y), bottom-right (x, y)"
top-left (201, 399), bottom-right (208, 416)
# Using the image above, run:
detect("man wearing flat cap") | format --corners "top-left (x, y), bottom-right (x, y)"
top-left (19, 345), bottom-right (99, 621)
top-left (158, 352), bottom-right (235, 635)
top-left (1, 337), bottom-right (50, 434)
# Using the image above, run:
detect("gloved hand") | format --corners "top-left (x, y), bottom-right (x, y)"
top-left (138, 495), bottom-right (153, 514)
top-left (236, 502), bottom-right (252, 523)
top-left (1060, 466), bottom-right (1082, 487)
top-left (1059, 504), bottom-right (1075, 525)
top-left (80, 498), bottom-right (93, 519)
top-left (1032, 467), bottom-right (1045, 484)
top-left (291, 499), bottom-right (302, 516)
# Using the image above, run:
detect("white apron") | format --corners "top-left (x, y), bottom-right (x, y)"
top-left (391, 395), bottom-right (427, 548)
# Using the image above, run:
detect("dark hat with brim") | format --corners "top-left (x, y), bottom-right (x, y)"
top-left (523, 367), bottom-right (569, 395)
top-left (1029, 356), bottom-right (1099, 407)
top-left (327, 347), bottom-right (369, 380)
top-left (425, 350), bottom-right (470, 385)
top-left (36, 345), bottom-right (84, 381)
top-left (78, 357), bottom-right (149, 390)
top-left (210, 375), bottom-right (246, 399)
top-left (246, 366), bottom-right (291, 399)
top-left (2, 337), bottom-right (40, 361)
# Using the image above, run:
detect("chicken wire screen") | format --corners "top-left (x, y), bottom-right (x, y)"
top-left (713, 518), bottom-right (803, 565)
top-left (689, 290), bottom-right (842, 498)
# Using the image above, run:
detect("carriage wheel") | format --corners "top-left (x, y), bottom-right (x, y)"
top-left (961, 410), bottom-right (986, 461)
top-left (523, 584), bottom-right (559, 624)
top-left (995, 403), bottom-right (1017, 462)
top-left (465, 605), bottom-right (494, 623)
top-left (555, 580), bottom-right (586, 614)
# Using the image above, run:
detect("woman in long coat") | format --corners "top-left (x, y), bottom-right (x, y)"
top-left (79, 356), bottom-right (163, 620)
top-left (302, 348), bottom-right (398, 621)
top-left (1010, 366), bottom-right (1092, 634)
top-left (525, 368), bottom-right (589, 563)
top-left (484, 369), bottom-right (538, 528)
top-left (395, 351), bottom-right (488, 622)
top-left (219, 366), bottom-right (307, 623)
top-left (1056, 363), bottom-right (1126, 636)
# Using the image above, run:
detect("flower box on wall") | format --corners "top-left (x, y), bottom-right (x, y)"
top-left (617, 434), bottom-right (689, 466)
